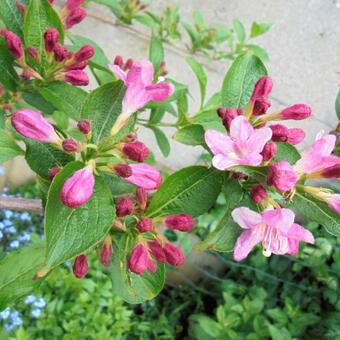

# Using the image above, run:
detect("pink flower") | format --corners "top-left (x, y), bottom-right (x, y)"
top-left (77, 119), bottom-right (91, 135)
top-left (267, 161), bottom-right (298, 192)
top-left (280, 104), bottom-right (311, 120)
top-left (123, 141), bottom-right (149, 162)
top-left (148, 240), bottom-right (167, 263)
top-left (48, 166), bottom-right (61, 180)
top-left (64, 70), bottom-right (89, 86)
top-left (60, 165), bottom-right (95, 208)
top-left (115, 197), bottom-right (133, 217)
top-left (164, 214), bottom-right (195, 232)
top-left (65, 7), bottom-right (87, 29)
top-left (100, 236), bottom-right (112, 267)
top-left (232, 207), bottom-right (314, 261)
top-left (73, 45), bottom-right (95, 63)
top-left (260, 142), bottom-right (277, 161)
top-left (73, 255), bottom-right (88, 278)
top-left (137, 217), bottom-right (153, 233)
top-left (12, 109), bottom-right (60, 143)
top-left (128, 244), bottom-right (150, 275)
top-left (328, 194), bottom-right (340, 213)
top-left (44, 28), bottom-right (59, 52)
top-left (163, 243), bottom-right (185, 266)
top-left (250, 184), bottom-right (268, 204)
top-left (295, 132), bottom-right (340, 175)
top-left (3, 31), bottom-right (24, 60)
top-left (217, 107), bottom-right (243, 131)
top-left (251, 77), bottom-right (273, 102)
top-left (270, 124), bottom-right (305, 145)
top-left (65, 0), bottom-right (85, 11)
top-left (62, 138), bottom-right (78, 152)
top-left (124, 163), bottom-right (162, 190)
top-left (205, 116), bottom-right (272, 170)
top-left (136, 187), bottom-right (148, 210)
top-left (109, 60), bottom-right (175, 135)
top-left (253, 97), bottom-right (271, 116)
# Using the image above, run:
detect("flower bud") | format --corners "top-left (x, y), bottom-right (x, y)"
top-left (136, 187), bottom-right (148, 210)
top-left (164, 214), bottom-right (195, 232)
top-left (114, 164), bottom-right (132, 178)
top-left (66, 60), bottom-right (88, 70)
top-left (250, 184), bottom-right (268, 204)
top-left (62, 138), bottom-right (78, 152)
top-left (270, 124), bottom-right (305, 145)
top-left (217, 107), bottom-right (242, 131)
top-left (251, 76), bottom-right (273, 101)
top-left (124, 164), bottom-right (162, 190)
top-left (287, 128), bottom-right (305, 145)
top-left (48, 166), bottom-right (61, 180)
top-left (253, 97), bottom-right (271, 116)
top-left (329, 194), bottom-right (340, 213)
top-left (27, 46), bottom-right (38, 60)
top-left (115, 197), bottom-right (133, 217)
top-left (147, 258), bottom-right (157, 272)
top-left (100, 235), bottom-right (112, 267)
top-left (148, 240), bottom-right (167, 262)
top-left (320, 164), bottom-right (340, 179)
top-left (280, 104), bottom-right (311, 120)
top-left (123, 58), bottom-right (133, 71)
top-left (74, 45), bottom-right (95, 63)
top-left (267, 161), bottom-right (298, 192)
top-left (65, 7), bottom-right (87, 29)
top-left (128, 244), bottom-right (149, 275)
top-left (4, 31), bottom-right (24, 60)
top-left (137, 217), bottom-right (153, 233)
top-left (60, 166), bottom-right (95, 208)
top-left (63, 70), bottom-right (89, 86)
top-left (73, 254), bottom-right (88, 278)
top-left (122, 141), bottom-right (149, 162)
top-left (16, 2), bottom-right (26, 15)
top-left (54, 44), bottom-right (70, 62)
top-left (77, 119), bottom-right (91, 135)
top-left (260, 142), bottom-right (277, 161)
top-left (44, 28), bottom-right (59, 52)
top-left (12, 109), bottom-right (60, 143)
top-left (163, 243), bottom-right (185, 266)
top-left (65, 0), bottom-right (85, 10)
top-left (113, 55), bottom-right (124, 68)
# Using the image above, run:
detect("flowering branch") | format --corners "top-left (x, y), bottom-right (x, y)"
top-left (0, 197), bottom-right (43, 213)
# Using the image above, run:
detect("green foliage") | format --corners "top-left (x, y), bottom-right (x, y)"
top-left (0, 38), bottom-right (20, 91)
top-left (273, 142), bottom-right (301, 164)
top-left (0, 128), bottom-right (24, 164)
top-left (149, 35), bottom-right (164, 73)
top-left (0, 0), bottom-right (23, 37)
top-left (335, 88), bottom-right (340, 121)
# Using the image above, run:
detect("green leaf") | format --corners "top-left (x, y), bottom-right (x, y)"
top-left (149, 35), bottom-right (164, 72)
top-left (273, 142), bottom-right (301, 165)
top-left (289, 190), bottom-right (340, 236)
top-left (246, 44), bottom-right (269, 62)
top-left (151, 127), bottom-right (170, 157)
top-left (80, 81), bottom-right (125, 143)
top-left (22, 91), bottom-right (55, 114)
top-left (174, 124), bottom-right (206, 146)
top-left (0, 243), bottom-right (45, 310)
top-left (335, 88), bottom-right (340, 121)
top-left (0, 128), bottom-right (24, 163)
top-left (147, 166), bottom-right (222, 218)
top-left (103, 174), bottom-right (134, 195)
top-left (38, 82), bottom-right (87, 120)
top-left (233, 19), bottom-right (246, 42)
top-left (110, 233), bottom-right (165, 304)
top-left (0, 0), bottom-right (23, 37)
top-left (43, 161), bottom-right (115, 271)
top-left (250, 22), bottom-right (272, 38)
top-left (0, 38), bottom-right (20, 91)
top-left (186, 57), bottom-right (207, 108)
top-left (25, 140), bottom-right (74, 179)
top-left (222, 53), bottom-right (267, 108)
top-left (23, 0), bottom-right (64, 69)
top-left (182, 21), bottom-right (199, 45)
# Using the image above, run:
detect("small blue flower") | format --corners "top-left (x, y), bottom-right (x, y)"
top-left (0, 231), bottom-right (3, 239)
top-left (6, 226), bottom-right (17, 235)
top-left (31, 308), bottom-right (42, 319)
top-left (24, 295), bottom-right (36, 305)
top-left (18, 233), bottom-right (31, 242)
top-left (19, 212), bottom-right (31, 221)
top-left (3, 220), bottom-right (12, 227)
top-left (0, 222), bottom-right (4, 230)
top-left (4, 323), bottom-right (14, 332)
top-left (34, 298), bottom-right (46, 309)
top-left (4, 210), bottom-right (13, 219)
top-left (9, 240), bottom-right (20, 249)
top-left (0, 307), bottom-right (11, 320)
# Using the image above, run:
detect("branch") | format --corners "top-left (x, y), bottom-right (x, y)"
top-left (0, 197), bottom-right (43, 213)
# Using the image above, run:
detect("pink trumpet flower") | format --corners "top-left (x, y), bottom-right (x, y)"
top-left (205, 116), bottom-right (272, 170)
top-left (232, 207), bottom-right (315, 261)
top-left (123, 163), bottom-right (162, 190)
top-left (109, 60), bottom-right (174, 135)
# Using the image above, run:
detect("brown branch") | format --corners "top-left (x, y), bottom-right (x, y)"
top-left (0, 197), bottom-right (43, 213)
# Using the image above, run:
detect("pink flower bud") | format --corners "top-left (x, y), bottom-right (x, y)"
top-left (100, 236), bottom-right (113, 267)
top-left (64, 70), bottom-right (89, 86)
top-left (251, 76), bottom-right (273, 102)
top-left (253, 97), bottom-right (271, 116)
top-left (123, 141), bottom-right (149, 162)
top-left (321, 164), bottom-right (340, 179)
top-left (62, 138), bottom-right (78, 152)
top-left (136, 187), bottom-right (148, 210)
top-left (280, 104), bottom-right (311, 120)
top-left (74, 45), bottom-right (95, 63)
top-left (261, 142), bottom-right (277, 161)
top-left (11, 109), bottom-right (60, 143)
top-left (217, 107), bottom-right (242, 131)
top-left (77, 119), bottom-right (91, 135)
top-left (270, 124), bottom-right (305, 145)
top-left (114, 164), bottom-right (132, 178)
top-left (16, 2), bottom-right (26, 15)
top-left (124, 164), bottom-right (162, 190)
top-left (65, 7), bottom-right (87, 29)
top-left (123, 58), bottom-right (133, 71)
top-left (54, 44), bottom-right (70, 62)
top-left (128, 244), bottom-right (149, 275)
top-left (146, 258), bottom-right (157, 272)
top-left (137, 217), bottom-right (153, 233)
top-left (163, 243), bottom-right (185, 266)
top-left (114, 55), bottom-right (124, 68)
top-left (148, 240), bottom-right (167, 262)
top-left (267, 161), bottom-right (298, 192)
top-left (60, 166), bottom-right (95, 208)
top-left (250, 184), bottom-right (268, 204)
top-left (48, 166), bottom-right (61, 180)
top-left (48, 0), bottom-right (55, 3)
top-left (44, 28), bottom-right (59, 52)
top-left (115, 197), bottom-right (133, 217)
top-left (4, 31), bottom-right (24, 60)
top-left (329, 194), bottom-right (340, 213)
top-left (73, 254), bottom-right (88, 278)
top-left (287, 128), bottom-right (305, 145)
top-left (65, 0), bottom-right (85, 10)
top-left (27, 46), bottom-right (38, 60)
top-left (66, 60), bottom-right (88, 70)
top-left (164, 214), bottom-right (195, 232)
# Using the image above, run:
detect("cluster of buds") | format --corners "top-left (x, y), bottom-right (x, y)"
top-left (118, 0), bottom-right (147, 24)
top-left (60, 0), bottom-right (87, 29)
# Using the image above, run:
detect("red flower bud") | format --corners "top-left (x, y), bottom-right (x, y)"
top-left (147, 258), bottom-right (157, 272)
top-left (64, 70), bottom-right (89, 86)
top-left (27, 46), bottom-right (38, 60)
top-left (65, 7), bottom-right (87, 29)
top-left (115, 197), bottom-right (133, 217)
top-left (123, 58), bottom-right (133, 71)
top-left (270, 124), bottom-right (305, 145)
top-left (253, 97), bottom-right (271, 116)
top-left (321, 164), bottom-right (340, 179)
top-left (250, 184), bottom-right (268, 204)
top-left (114, 164), bottom-right (132, 178)
top-left (77, 119), bottom-right (91, 135)
top-left (267, 161), bottom-right (298, 192)
top-left (113, 55), bottom-right (124, 68)
top-left (217, 107), bottom-right (242, 131)
top-left (73, 254), bottom-right (88, 278)
top-left (163, 243), bottom-right (185, 266)
top-left (74, 45), bottom-right (95, 63)
top-left (4, 31), bottom-right (24, 60)
top-left (44, 28), bottom-right (59, 52)
top-left (148, 240), bottom-right (167, 263)
top-left (128, 244), bottom-right (149, 275)
top-left (251, 76), bottom-right (273, 101)
top-left (137, 217), bottom-right (153, 233)
top-left (261, 142), bottom-right (277, 161)
top-left (54, 44), bottom-right (70, 62)
top-left (16, 2), bottom-right (26, 15)
top-left (280, 104), bottom-right (311, 120)
top-left (66, 60), bottom-right (88, 70)
top-left (100, 236), bottom-right (113, 267)
top-left (65, 0), bottom-right (85, 10)
top-left (62, 138), bottom-right (78, 152)
top-left (136, 187), bottom-right (148, 210)
top-left (123, 141), bottom-right (149, 162)
top-left (48, 166), bottom-right (61, 180)
top-left (287, 128), bottom-right (305, 145)
top-left (164, 214), bottom-right (195, 232)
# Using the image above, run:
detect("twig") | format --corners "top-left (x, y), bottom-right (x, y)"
top-left (0, 197), bottom-right (43, 213)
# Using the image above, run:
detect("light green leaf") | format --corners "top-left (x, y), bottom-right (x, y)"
top-left (246, 44), bottom-right (269, 62)
top-left (0, 0), bottom-right (23, 37)
top-left (0, 38), bottom-right (20, 91)
top-left (23, 91), bottom-right (55, 114)
top-left (149, 35), bottom-right (164, 72)
top-left (151, 126), bottom-right (170, 157)
top-left (273, 142), bottom-right (301, 164)
top-left (174, 124), bottom-right (206, 146)
top-left (335, 88), bottom-right (340, 121)
top-left (0, 128), bottom-right (24, 163)
top-left (233, 19), bottom-right (246, 42)
top-left (250, 22), bottom-right (272, 38)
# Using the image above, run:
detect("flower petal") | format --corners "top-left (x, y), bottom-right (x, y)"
top-left (145, 82), bottom-right (175, 102)
top-left (262, 208), bottom-right (295, 233)
top-left (230, 116), bottom-right (254, 142)
top-left (286, 223), bottom-right (315, 244)
top-left (126, 60), bottom-right (154, 86)
top-left (247, 127), bottom-right (272, 153)
top-left (212, 154), bottom-right (238, 170)
top-left (231, 207), bottom-right (262, 229)
top-left (239, 153), bottom-right (263, 167)
top-left (108, 64), bottom-right (127, 84)
top-left (204, 130), bottom-right (235, 156)
top-left (234, 229), bottom-right (263, 261)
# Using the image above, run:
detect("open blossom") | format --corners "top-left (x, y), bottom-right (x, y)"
top-left (232, 207), bottom-right (314, 261)
top-left (205, 116), bottom-right (272, 170)
top-left (109, 60), bottom-right (175, 135)
top-left (267, 161), bottom-right (298, 192)
top-left (123, 163), bottom-right (162, 190)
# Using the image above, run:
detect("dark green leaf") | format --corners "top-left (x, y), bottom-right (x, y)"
top-left (22, 91), bottom-right (55, 114)
top-left (149, 35), bottom-right (164, 72)
top-left (151, 126), bottom-right (170, 157)
top-left (0, 38), bottom-right (19, 91)
top-left (0, 128), bottom-right (24, 163)
top-left (174, 124), bottom-right (206, 146)
top-left (273, 142), bottom-right (301, 165)
top-left (147, 166), bottom-right (222, 218)
top-left (0, 0), bottom-right (23, 37)
top-left (103, 174), bottom-right (135, 195)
